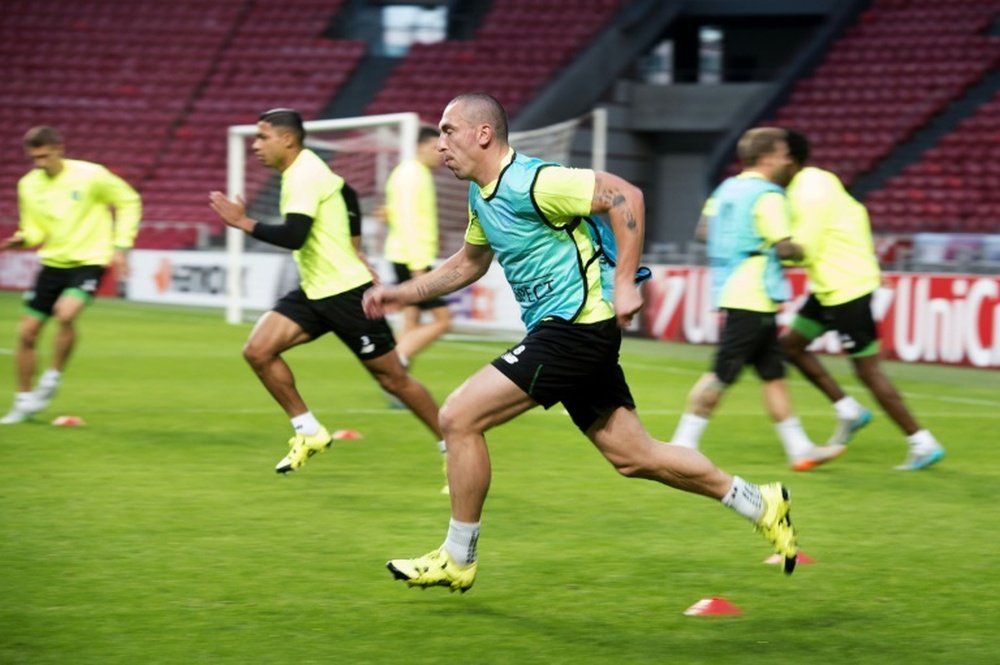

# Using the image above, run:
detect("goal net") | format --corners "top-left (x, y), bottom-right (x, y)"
top-left (225, 108), bottom-right (607, 325)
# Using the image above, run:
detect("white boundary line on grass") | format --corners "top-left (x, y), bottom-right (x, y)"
top-left (900, 391), bottom-right (999, 407)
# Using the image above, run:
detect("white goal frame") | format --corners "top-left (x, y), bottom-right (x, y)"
top-left (224, 112), bottom-right (420, 324)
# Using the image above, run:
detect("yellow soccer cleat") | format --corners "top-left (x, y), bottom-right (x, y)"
top-left (275, 426), bottom-right (332, 474)
top-left (756, 483), bottom-right (798, 574)
top-left (387, 547), bottom-right (477, 593)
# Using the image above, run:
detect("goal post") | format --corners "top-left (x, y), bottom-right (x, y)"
top-left (224, 112), bottom-right (420, 324)
top-left (224, 107), bottom-right (607, 325)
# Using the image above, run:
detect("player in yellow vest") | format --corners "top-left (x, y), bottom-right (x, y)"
top-left (1, 126), bottom-right (141, 424)
top-left (779, 129), bottom-right (945, 470)
top-left (382, 126), bottom-right (451, 368)
top-left (209, 108), bottom-right (445, 477)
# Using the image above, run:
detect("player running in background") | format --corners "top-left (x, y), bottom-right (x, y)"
top-left (363, 93), bottom-right (799, 593)
top-left (671, 127), bottom-right (846, 471)
top-left (779, 129), bottom-right (945, 471)
top-left (209, 108), bottom-right (446, 476)
top-left (380, 125), bottom-right (452, 368)
top-left (1, 126), bottom-right (141, 424)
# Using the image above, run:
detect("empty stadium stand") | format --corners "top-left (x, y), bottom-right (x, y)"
top-left (865, 90), bottom-right (1000, 235)
top-left (1, 0), bottom-right (628, 247)
top-left (0, 0), bottom-right (360, 246)
top-left (0, 0), bottom-right (245, 240)
top-left (365, 0), bottom-right (624, 122)
top-left (772, 0), bottom-right (1000, 193)
top-left (2, 0), bottom-right (998, 256)
top-left (143, 0), bottom-right (363, 230)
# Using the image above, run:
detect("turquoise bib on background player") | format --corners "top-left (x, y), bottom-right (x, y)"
top-left (707, 176), bottom-right (789, 308)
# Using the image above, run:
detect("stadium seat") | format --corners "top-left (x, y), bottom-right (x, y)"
top-left (365, 0), bottom-right (625, 124)
top-left (0, 0), bottom-right (360, 245)
top-left (865, 88), bottom-right (1000, 235)
top-left (762, 0), bottom-right (1000, 193)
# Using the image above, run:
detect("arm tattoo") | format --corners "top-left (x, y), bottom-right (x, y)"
top-left (623, 209), bottom-right (637, 231)
top-left (600, 187), bottom-right (638, 232)
top-left (597, 188), bottom-right (627, 210)
top-left (415, 268), bottom-right (463, 300)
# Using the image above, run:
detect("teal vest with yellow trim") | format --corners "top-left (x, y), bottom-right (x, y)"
top-left (469, 152), bottom-right (614, 331)
top-left (706, 176), bottom-right (790, 308)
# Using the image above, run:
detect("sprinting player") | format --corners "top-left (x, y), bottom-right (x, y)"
top-left (1, 126), bottom-right (141, 424)
top-left (671, 127), bottom-right (846, 472)
top-left (363, 93), bottom-right (799, 592)
top-left (779, 129), bottom-right (945, 471)
top-left (381, 126), bottom-right (451, 367)
top-left (209, 108), bottom-right (446, 475)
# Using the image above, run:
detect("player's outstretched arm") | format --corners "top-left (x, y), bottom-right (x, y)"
top-left (208, 192), bottom-right (254, 233)
top-left (694, 213), bottom-right (710, 243)
top-left (774, 237), bottom-right (804, 262)
top-left (363, 242), bottom-right (493, 319)
top-left (1, 232), bottom-right (26, 250)
top-left (209, 191), bottom-right (314, 250)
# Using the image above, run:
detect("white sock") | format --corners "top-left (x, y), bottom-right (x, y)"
top-left (39, 369), bottom-right (62, 386)
top-left (834, 396), bottom-right (863, 420)
top-left (437, 439), bottom-right (447, 455)
top-left (722, 476), bottom-right (765, 523)
top-left (672, 413), bottom-right (708, 449)
top-left (443, 518), bottom-right (480, 566)
top-left (290, 411), bottom-right (321, 436)
top-left (14, 391), bottom-right (34, 405)
top-left (907, 429), bottom-right (938, 451)
top-left (776, 416), bottom-right (814, 459)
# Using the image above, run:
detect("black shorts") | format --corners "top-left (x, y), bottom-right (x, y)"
top-left (490, 318), bottom-right (635, 432)
top-left (794, 292), bottom-right (879, 356)
top-left (25, 265), bottom-right (106, 318)
top-left (273, 283), bottom-right (396, 360)
top-left (712, 308), bottom-right (786, 384)
top-left (392, 263), bottom-right (446, 310)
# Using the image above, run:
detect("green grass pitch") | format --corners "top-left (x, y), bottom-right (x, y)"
top-left (0, 291), bottom-right (997, 664)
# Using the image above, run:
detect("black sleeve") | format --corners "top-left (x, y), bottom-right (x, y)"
top-left (342, 182), bottom-right (361, 237)
top-left (250, 213), bottom-right (313, 250)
